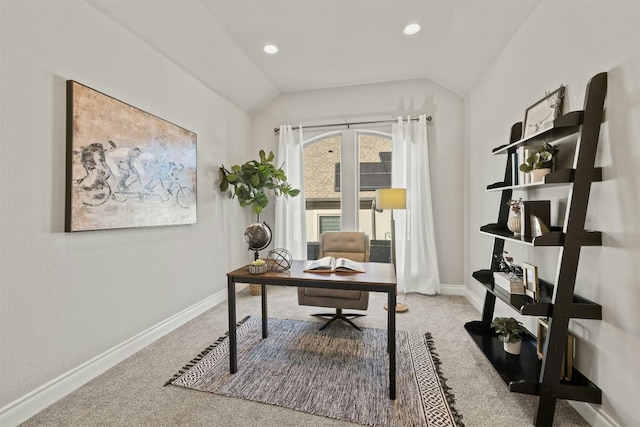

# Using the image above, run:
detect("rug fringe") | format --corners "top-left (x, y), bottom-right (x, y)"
top-left (164, 315), bottom-right (252, 386)
top-left (424, 332), bottom-right (465, 427)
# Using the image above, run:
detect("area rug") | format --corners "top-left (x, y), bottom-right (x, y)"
top-left (166, 316), bottom-right (464, 427)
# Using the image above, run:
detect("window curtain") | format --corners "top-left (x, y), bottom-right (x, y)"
top-left (392, 115), bottom-right (440, 295)
top-left (275, 125), bottom-right (307, 259)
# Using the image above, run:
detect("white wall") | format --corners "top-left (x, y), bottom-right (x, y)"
top-left (466, 2), bottom-right (640, 426)
top-left (0, 0), bottom-right (253, 414)
top-left (253, 79), bottom-right (466, 287)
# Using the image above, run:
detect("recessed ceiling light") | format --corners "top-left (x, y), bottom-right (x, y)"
top-left (403, 23), bottom-right (421, 36)
top-left (264, 44), bottom-right (279, 54)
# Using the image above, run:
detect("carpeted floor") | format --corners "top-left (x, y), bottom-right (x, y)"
top-left (167, 316), bottom-right (463, 427)
top-left (21, 286), bottom-right (590, 426)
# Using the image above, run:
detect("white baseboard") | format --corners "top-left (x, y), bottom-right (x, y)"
top-left (571, 402), bottom-right (619, 427)
top-left (463, 286), bottom-right (485, 313)
top-left (0, 289), bottom-right (228, 427)
top-left (439, 283), bottom-right (466, 296)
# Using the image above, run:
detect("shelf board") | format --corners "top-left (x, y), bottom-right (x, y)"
top-left (465, 320), bottom-right (540, 385)
top-left (472, 269), bottom-right (602, 320)
top-left (480, 224), bottom-right (563, 246)
top-left (510, 369), bottom-right (602, 404)
top-left (486, 167), bottom-right (602, 192)
top-left (479, 224), bottom-right (602, 247)
top-left (464, 320), bottom-right (602, 404)
top-left (491, 111), bottom-right (584, 155)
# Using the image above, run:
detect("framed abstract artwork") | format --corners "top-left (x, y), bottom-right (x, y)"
top-left (65, 81), bottom-right (197, 232)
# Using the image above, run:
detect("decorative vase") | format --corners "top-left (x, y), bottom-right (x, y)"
top-left (507, 215), bottom-right (521, 236)
top-left (504, 340), bottom-right (522, 355)
top-left (530, 168), bottom-right (551, 183)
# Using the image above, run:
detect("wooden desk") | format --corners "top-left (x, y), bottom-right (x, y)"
top-left (227, 260), bottom-right (398, 399)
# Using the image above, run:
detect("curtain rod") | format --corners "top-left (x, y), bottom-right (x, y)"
top-left (273, 115), bottom-right (432, 133)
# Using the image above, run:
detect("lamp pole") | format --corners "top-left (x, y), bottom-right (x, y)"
top-left (375, 188), bottom-right (408, 313)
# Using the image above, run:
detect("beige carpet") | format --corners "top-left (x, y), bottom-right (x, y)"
top-left (21, 287), bottom-right (589, 426)
top-left (167, 316), bottom-right (463, 427)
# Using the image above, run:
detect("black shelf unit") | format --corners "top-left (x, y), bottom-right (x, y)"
top-left (466, 72), bottom-right (607, 426)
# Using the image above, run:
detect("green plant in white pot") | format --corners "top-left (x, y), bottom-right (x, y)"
top-left (491, 316), bottom-right (526, 355)
top-left (519, 142), bottom-right (559, 183)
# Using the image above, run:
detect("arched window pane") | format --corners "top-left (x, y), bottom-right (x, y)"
top-left (304, 135), bottom-right (341, 259)
top-left (358, 133), bottom-right (392, 263)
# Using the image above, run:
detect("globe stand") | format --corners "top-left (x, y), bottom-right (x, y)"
top-left (244, 222), bottom-right (272, 296)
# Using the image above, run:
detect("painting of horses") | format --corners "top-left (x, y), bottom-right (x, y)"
top-left (65, 81), bottom-right (197, 231)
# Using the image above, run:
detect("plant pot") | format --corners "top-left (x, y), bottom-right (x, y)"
top-left (504, 340), bottom-right (522, 355)
top-left (507, 215), bottom-right (521, 236)
top-left (529, 168), bottom-right (551, 183)
top-left (249, 264), bottom-right (267, 274)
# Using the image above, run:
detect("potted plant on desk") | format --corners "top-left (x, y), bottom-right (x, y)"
top-left (491, 316), bottom-right (526, 355)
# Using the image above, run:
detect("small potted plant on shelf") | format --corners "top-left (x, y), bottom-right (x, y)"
top-left (519, 142), bottom-right (559, 183)
top-left (491, 316), bottom-right (526, 355)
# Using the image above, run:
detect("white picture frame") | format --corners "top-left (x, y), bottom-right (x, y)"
top-left (522, 262), bottom-right (539, 302)
top-left (523, 86), bottom-right (565, 138)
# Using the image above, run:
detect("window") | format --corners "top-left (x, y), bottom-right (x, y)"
top-left (318, 215), bottom-right (341, 234)
top-left (303, 129), bottom-right (392, 263)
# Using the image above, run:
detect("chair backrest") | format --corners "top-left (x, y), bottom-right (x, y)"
top-left (319, 232), bottom-right (370, 262)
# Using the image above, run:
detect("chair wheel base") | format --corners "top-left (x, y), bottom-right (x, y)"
top-left (312, 308), bottom-right (365, 331)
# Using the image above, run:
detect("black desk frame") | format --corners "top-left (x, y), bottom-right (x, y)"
top-left (227, 260), bottom-right (397, 399)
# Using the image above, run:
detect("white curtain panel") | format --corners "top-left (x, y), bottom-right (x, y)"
top-left (275, 125), bottom-right (307, 259)
top-left (392, 115), bottom-right (441, 295)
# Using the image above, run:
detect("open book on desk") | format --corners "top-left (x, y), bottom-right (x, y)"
top-left (303, 256), bottom-right (365, 273)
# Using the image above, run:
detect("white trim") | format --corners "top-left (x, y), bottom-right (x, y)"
top-left (464, 286), bottom-right (485, 312)
top-left (438, 283), bottom-right (466, 296)
top-left (0, 289), bottom-right (228, 427)
top-left (570, 402), bottom-right (619, 427)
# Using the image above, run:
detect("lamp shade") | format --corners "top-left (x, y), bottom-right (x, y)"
top-left (375, 188), bottom-right (406, 210)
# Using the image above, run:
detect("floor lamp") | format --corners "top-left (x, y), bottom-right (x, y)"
top-left (375, 188), bottom-right (408, 313)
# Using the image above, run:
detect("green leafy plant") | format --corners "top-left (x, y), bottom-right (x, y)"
top-left (519, 142), bottom-right (559, 172)
top-left (219, 150), bottom-right (300, 215)
top-left (251, 259), bottom-right (266, 266)
top-left (490, 317), bottom-right (526, 343)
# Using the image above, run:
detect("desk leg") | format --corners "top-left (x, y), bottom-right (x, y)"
top-left (261, 284), bottom-right (268, 338)
top-left (227, 277), bottom-right (237, 374)
top-left (388, 291), bottom-right (396, 400)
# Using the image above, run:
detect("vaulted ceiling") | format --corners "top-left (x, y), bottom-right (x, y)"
top-left (89, 0), bottom-right (540, 112)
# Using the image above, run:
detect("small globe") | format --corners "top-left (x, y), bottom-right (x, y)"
top-left (267, 248), bottom-right (293, 271)
top-left (244, 222), bottom-right (272, 251)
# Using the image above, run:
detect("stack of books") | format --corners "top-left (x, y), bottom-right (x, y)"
top-left (493, 272), bottom-right (525, 295)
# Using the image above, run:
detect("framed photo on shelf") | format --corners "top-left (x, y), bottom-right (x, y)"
top-left (523, 86), bottom-right (565, 138)
top-left (522, 262), bottom-right (539, 301)
top-left (536, 319), bottom-right (575, 380)
top-left (521, 200), bottom-right (551, 239)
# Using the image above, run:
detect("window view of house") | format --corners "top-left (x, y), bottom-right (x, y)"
top-left (303, 132), bottom-right (393, 262)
